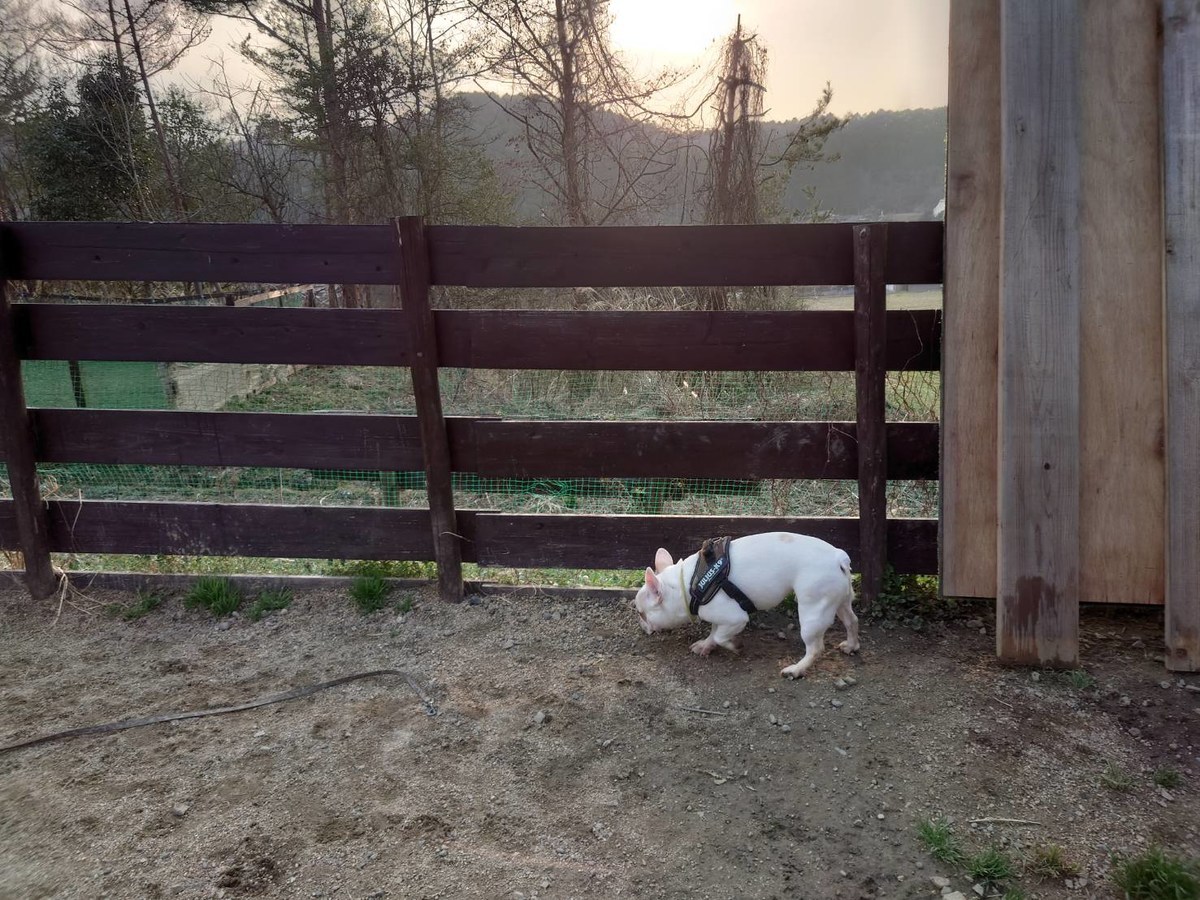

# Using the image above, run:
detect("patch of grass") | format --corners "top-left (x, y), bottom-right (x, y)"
top-left (1063, 669), bottom-right (1096, 690)
top-left (1154, 767), bottom-right (1183, 790)
top-left (1101, 762), bottom-right (1135, 792)
top-left (1112, 847), bottom-right (1200, 900)
top-left (247, 588), bottom-right (292, 622)
top-left (184, 577), bottom-right (243, 617)
top-left (350, 575), bottom-right (390, 613)
top-left (1001, 888), bottom-right (1028, 900)
top-left (395, 595), bottom-right (414, 615)
top-left (1029, 844), bottom-right (1078, 879)
top-left (325, 559), bottom-right (436, 580)
top-left (866, 569), bottom-right (948, 629)
top-left (968, 847), bottom-right (1016, 884)
top-left (106, 589), bottom-right (165, 621)
top-left (917, 818), bottom-right (966, 867)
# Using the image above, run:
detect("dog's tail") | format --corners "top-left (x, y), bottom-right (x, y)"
top-left (837, 549), bottom-right (854, 600)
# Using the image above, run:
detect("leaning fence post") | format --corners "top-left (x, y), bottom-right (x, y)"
top-left (854, 223), bottom-right (888, 609)
top-left (393, 216), bottom-right (464, 603)
top-left (0, 241), bottom-right (58, 599)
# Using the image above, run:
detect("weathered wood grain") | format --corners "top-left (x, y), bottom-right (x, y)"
top-left (1163, 0), bottom-right (1200, 670)
top-left (997, 1), bottom-right (1081, 666)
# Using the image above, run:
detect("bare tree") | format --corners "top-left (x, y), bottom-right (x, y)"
top-left (470, 0), bottom-right (684, 227)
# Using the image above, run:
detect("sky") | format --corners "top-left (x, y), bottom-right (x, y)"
top-left (178, 0), bottom-right (950, 120)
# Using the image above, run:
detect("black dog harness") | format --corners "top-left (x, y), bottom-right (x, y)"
top-left (687, 536), bottom-right (757, 618)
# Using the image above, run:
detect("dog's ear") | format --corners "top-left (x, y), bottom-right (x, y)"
top-left (644, 567), bottom-right (663, 603)
top-left (654, 547), bottom-right (673, 574)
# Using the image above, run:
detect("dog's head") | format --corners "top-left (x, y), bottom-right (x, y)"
top-left (632, 547), bottom-right (684, 634)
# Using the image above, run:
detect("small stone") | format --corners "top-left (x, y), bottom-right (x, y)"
top-left (533, 710), bottom-right (549, 725)
top-left (1119, 695), bottom-right (1132, 706)
top-left (1130, 727), bottom-right (1142, 737)
top-left (503, 639), bottom-right (516, 650)
top-left (965, 618), bottom-right (984, 629)
top-left (842, 675), bottom-right (858, 686)
top-left (601, 738), bottom-right (613, 749)
top-left (831, 699), bottom-right (844, 709)
top-left (834, 678), bottom-right (849, 690)
top-left (768, 687), bottom-right (777, 694)
top-left (171, 803), bottom-right (189, 817)
top-left (769, 714), bottom-right (778, 725)
top-left (781, 724), bottom-right (792, 733)
top-left (876, 813), bottom-right (885, 820)
top-left (973, 884), bottom-right (986, 897)
top-left (722, 701), bottom-right (731, 709)
top-left (853, 818), bottom-right (864, 828)
top-left (1030, 671), bottom-right (1040, 682)
top-left (1161, 680), bottom-right (1172, 690)
top-left (776, 631), bottom-right (786, 640)
top-left (944, 892), bottom-right (967, 900)
top-left (931, 876), bottom-right (950, 888)
top-left (1185, 683), bottom-right (1200, 693)
top-left (1132, 639), bottom-right (1145, 649)
top-left (216, 620), bottom-right (232, 632)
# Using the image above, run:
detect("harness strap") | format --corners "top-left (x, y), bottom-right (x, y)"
top-left (688, 536), bottom-right (757, 617)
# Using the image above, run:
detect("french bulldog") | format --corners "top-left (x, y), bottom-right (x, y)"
top-left (632, 531), bottom-right (859, 678)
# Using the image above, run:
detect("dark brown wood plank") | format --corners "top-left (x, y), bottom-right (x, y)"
top-left (436, 309), bottom-right (941, 372)
top-left (2, 222), bottom-right (401, 284)
top-left (855, 224), bottom-right (889, 608)
top-left (396, 217), bottom-right (463, 602)
top-left (0, 500), bottom-right (479, 561)
top-left (472, 420), bottom-right (938, 480)
top-left (428, 222), bottom-right (943, 287)
top-left (1164, 0), bottom-right (1200, 669)
top-left (471, 513), bottom-right (937, 574)
top-left (2, 221), bottom-right (942, 288)
top-left (998, 0), bottom-right (1081, 666)
top-left (0, 269), bottom-right (56, 598)
top-left (15, 305), bottom-right (411, 365)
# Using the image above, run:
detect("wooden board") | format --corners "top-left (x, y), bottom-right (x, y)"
top-left (942, 0), bottom-right (1000, 599)
top-left (16, 305), bottom-right (411, 365)
top-left (1163, 0), bottom-right (1200, 670)
top-left (2, 221), bottom-right (943, 288)
top-left (0, 500), bottom-right (479, 561)
top-left (435, 309), bottom-right (941, 372)
top-left (3, 222), bottom-right (401, 284)
top-left (854, 224), bottom-right (889, 607)
top-left (997, 1), bottom-right (1081, 666)
top-left (471, 514), bottom-right (938, 573)
top-left (1080, 0), bottom-right (1164, 605)
top-left (471, 420), bottom-right (938, 480)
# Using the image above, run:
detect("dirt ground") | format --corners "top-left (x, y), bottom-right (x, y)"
top-left (1, 584), bottom-right (1197, 900)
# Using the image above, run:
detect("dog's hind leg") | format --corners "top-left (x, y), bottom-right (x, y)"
top-left (836, 599), bottom-right (860, 655)
top-left (780, 600), bottom-right (838, 679)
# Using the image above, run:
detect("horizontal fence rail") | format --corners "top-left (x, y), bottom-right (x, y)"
top-left (12, 306), bottom-right (941, 372)
top-left (3, 410), bottom-right (938, 481)
top-left (3, 221), bottom-right (943, 287)
top-left (0, 218), bottom-right (943, 596)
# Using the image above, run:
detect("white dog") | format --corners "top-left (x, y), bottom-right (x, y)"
top-left (632, 532), bottom-right (859, 678)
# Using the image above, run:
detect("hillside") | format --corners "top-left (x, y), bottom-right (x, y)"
top-left (464, 94), bottom-right (946, 223)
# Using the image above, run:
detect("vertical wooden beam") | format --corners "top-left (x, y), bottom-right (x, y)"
top-left (0, 250), bottom-right (57, 599)
top-left (997, 1), bottom-right (1081, 666)
top-left (854, 224), bottom-right (888, 608)
top-left (1163, 0), bottom-right (1200, 671)
top-left (1080, 0), bottom-right (1164, 606)
top-left (394, 216), bottom-right (463, 603)
top-left (943, 0), bottom-right (1001, 600)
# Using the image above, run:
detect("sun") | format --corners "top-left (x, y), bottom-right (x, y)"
top-left (608, 0), bottom-right (736, 57)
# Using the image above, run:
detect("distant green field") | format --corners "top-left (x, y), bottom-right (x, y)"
top-left (22, 360), bottom-right (170, 409)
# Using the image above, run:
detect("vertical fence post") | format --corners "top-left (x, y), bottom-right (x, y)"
top-left (394, 216), bottom-right (463, 603)
top-left (854, 223), bottom-right (888, 609)
top-left (0, 249), bottom-right (57, 599)
top-left (997, 1), bottom-right (1080, 667)
top-left (1163, 0), bottom-right (1200, 671)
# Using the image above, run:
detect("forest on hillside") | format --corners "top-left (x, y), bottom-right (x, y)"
top-left (0, 0), bottom-right (945, 238)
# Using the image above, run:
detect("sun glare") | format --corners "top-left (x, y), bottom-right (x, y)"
top-left (608, 0), bottom-right (736, 57)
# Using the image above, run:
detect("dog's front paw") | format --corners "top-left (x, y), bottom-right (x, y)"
top-left (780, 663), bottom-right (806, 679)
top-left (837, 640), bottom-right (860, 655)
top-left (690, 638), bottom-right (715, 657)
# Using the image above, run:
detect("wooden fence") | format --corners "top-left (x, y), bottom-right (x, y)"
top-left (0, 218), bottom-right (942, 604)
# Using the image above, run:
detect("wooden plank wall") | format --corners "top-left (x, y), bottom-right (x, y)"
top-left (1163, 0), bottom-right (1200, 671)
top-left (946, 2), bottom-right (1167, 632)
